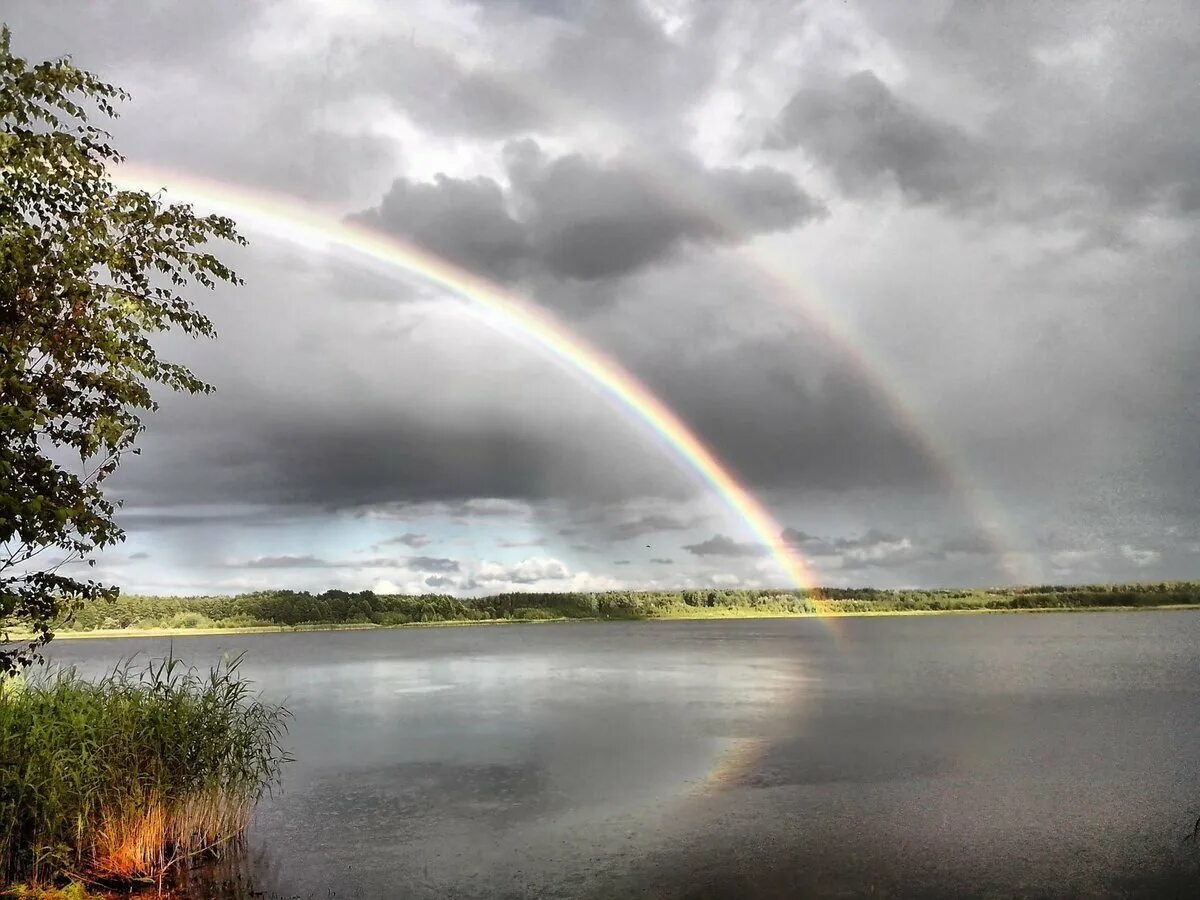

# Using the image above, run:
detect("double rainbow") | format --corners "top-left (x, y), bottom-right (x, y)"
top-left (111, 166), bottom-right (824, 601)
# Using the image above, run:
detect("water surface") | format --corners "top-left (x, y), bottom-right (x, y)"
top-left (47, 612), bottom-right (1200, 897)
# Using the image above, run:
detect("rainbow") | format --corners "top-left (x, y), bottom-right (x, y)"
top-left (110, 165), bottom-right (829, 604)
top-left (334, 38), bottom-right (1034, 584)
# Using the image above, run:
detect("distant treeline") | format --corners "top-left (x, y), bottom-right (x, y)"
top-left (49, 582), bottom-right (1200, 632)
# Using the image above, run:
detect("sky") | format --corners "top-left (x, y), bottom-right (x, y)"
top-left (6, 0), bottom-right (1199, 595)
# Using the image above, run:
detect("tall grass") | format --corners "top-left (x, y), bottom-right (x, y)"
top-left (0, 655), bottom-right (291, 888)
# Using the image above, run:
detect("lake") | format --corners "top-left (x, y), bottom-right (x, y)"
top-left (45, 612), bottom-right (1200, 898)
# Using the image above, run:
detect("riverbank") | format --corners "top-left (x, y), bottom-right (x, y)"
top-left (23, 599), bottom-right (1200, 642)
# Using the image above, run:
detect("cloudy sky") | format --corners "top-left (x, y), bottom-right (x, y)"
top-left (8, 0), bottom-right (1199, 595)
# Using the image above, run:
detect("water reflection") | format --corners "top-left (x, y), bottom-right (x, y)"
top-left (43, 614), bottom-right (1200, 898)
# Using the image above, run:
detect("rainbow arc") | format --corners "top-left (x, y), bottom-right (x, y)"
top-left (111, 166), bottom-right (828, 605)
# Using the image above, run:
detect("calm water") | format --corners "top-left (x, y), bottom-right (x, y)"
top-left (45, 612), bottom-right (1200, 898)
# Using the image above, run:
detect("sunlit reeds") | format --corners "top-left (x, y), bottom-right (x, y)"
top-left (0, 655), bottom-right (290, 888)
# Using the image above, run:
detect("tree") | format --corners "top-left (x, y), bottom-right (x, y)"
top-left (0, 26), bottom-right (244, 672)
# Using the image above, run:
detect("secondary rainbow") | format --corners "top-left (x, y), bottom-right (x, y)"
top-left (357, 44), bottom-right (1034, 583)
top-left (111, 165), bottom-right (827, 603)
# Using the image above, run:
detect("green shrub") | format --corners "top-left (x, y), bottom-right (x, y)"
top-left (511, 608), bottom-right (558, 621)
top-left (162, 611), bottom-right (212, 630)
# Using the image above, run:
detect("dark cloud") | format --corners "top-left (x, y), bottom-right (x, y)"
top-left (650, 557), bottom-right (675, 565)
top-left (782, 529), bottom-right (927, 570)
top-left (774, 4), bottom-right (1200, 225)
top-left (768, 71), bottom-right (990, 207)
top-left (357, 140), bottom-right (822, 286)
top-left (682, 534), bottom-right (767, 558)
top-left (509, 142), bottom-right (823, 280)
top-left (607, 513), bottom-right (696, 540)
top-left (638, 325), bottom-right (940, 492)
top-left (115, 390), bottom-right (691, 516)
top-left (782, 528), bottom-right (909, 557)
top-left (354, 175), bottom-right (527, 282)
top-left (6, 0), bottom-right (1199, 592)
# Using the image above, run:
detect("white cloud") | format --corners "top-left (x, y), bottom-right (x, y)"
top-left (1119, 545), bottom-right (1161, 568)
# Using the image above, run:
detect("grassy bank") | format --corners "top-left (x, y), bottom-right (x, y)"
top-left (22, 601), bottom-right (1200, 644)
top-left (0, 657), bottom-right (290, 891)
top-left (24, 582), bottom-right (1200, 639)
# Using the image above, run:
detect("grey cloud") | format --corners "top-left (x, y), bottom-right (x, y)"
top-left (241, 555), bottom-right (329, 569)
top-left (509, 142), bottom-right (823, 280)
top-left (782, 528), bottom-right (935, 571)
top-left (11, 0), bottom-right (1200, 593)
top-left (118, 397), bottom-right (688, 516)
top-left (613, 560), bottom-right (631, 566)
top-left (639, 323), bottom-right (939, 492)
top-left (682, 534), bottom-right (767, 558)
top-left (768, 71), bottom-right (990, 207)
top-left (406, 556), bottom-right (461, 573)
top-left (451, 499), bottom-right (536, 519)
top-left (357, 140), bottom-right (822, 286)
top-left (425, 574), bottom-right (459, 590)
top-left (363, 40), bottom-right (549, 138)
top-left (798, 3), bottom-right (1200, 222)
top-left (233, 554), bottom-right (462, 571)
top-left (5, 1), bottom-right (257, 71)
top-left (8, 7), bottom-right (398, 204)
top-left (354, 175), bottom-right (527, 282)
top-left (939, 532), bottom-right (995, 556)
top-left (377, 533), bottom-right (431, 549)
top-left (116, 507), bottom-right (290, 532)
top-left (782, 527), bottom-right (908, 557)
top-left (607, 513), bottom-right (696, 540)
top-left (650, 557), bottom-right (675, 565)
top-left (535, 0), bottom-right (720, 130)
top-left (368, 0), bottom-right (719, 138)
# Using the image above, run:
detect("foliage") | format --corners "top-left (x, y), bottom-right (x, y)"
top-left (32, 582), bottom-right (1200, 634)
top-left (0, 655), bottom-right (290, 888)
top-left (0, 26), bottom-right (244, 671)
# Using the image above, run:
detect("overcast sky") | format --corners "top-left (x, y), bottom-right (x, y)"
top-left (7, 0), bottom-right (1199, 595)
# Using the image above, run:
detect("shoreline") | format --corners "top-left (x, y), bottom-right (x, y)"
top-left (19, 602), bottom-right (1200, 642)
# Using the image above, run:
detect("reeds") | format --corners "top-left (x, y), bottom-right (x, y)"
top-left (0, 655), bottom-right (291, 888)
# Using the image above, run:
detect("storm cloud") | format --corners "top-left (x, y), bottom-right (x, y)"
top-left (358, 140), bottom-right (823, 284)
top-left (5, 0), bottom-right (1198, 592)
top-left (767, 70), bottom-right (992, 207)
top-left (682, 535), bottom-right (768, 559)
